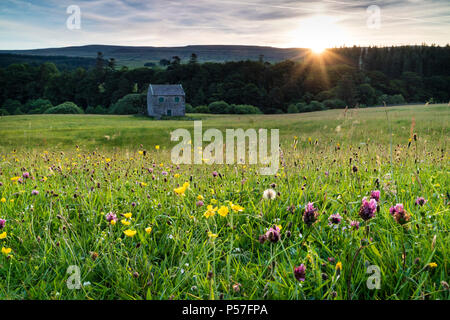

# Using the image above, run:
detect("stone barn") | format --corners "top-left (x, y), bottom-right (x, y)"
top-left (147, 84), bottom-right (185, 118)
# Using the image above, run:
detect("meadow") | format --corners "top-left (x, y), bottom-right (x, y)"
top-left (0, 104), bottom-right (448, 299)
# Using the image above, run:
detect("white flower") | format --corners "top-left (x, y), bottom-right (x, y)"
top-left (263, 189), bottom-right (277, 200)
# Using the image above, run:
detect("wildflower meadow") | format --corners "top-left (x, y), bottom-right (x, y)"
top-left (0, 104), bottom-right (448, 300)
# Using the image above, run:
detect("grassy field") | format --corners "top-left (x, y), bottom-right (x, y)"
top-left (0, 104), bottom-right (448, 299)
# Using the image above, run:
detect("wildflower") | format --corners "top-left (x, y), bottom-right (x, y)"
top-left (105, 212), bottom-right (117, 223)
top-left (196, 200), bottom-right (204, 207)
top-left (22, 172), bottom-right (30, 179)
top-left (207, 231), bottom-right (218, 239)
top-left (123, 229), bottom-right (137, 237)
top-left (0, 219), bottom-right (5, 229)
top-left (336, 261), bottom-right (342, 271)
top-left (210, 198), bottom-right (218, 204)
top-left (415, 197), bottom-right (427, 206)
top-left (145, 227), bottom-right (152, 234)
top-left (294, 264), bottom-right (306, 282)
top-left (10, 176), bottom-right (20, 182)
top-left (1, 198), bottom-right (5, 203)
top-left (0, 232), bottom-right (6, 239)
top-left (428, 262), bottom-right (437, 269)
top-left (197, 195), bottom-right (204, 200)
top-left (262, 189), bottom-right (277, 200)
top-left (370, 190), bottom-right (380, 202)
top-left (230, 202), bottom-right (244, 212)
top-left (121, 219), bottom-right (131, 226)
top-left (303, 202), bottom-right (319, 225)
top-left (265, 225), bottom-right (281, 243)
top-left (155, 145), bottom-right (160, 150)
top-left (123, 212), bottom-right (132, 219)
top-left (359, 197), bottom-right (377, 221)
top-left (110, 220), bottom-right (116, 226)
top-left (105, 158), bottom-right (111, 163)
top-left (218, 206), bottom-right (229, 217)
top-left (389, 203), bottom-right (410, 225)
top-left (162, 171), bottom-right (168, 176)
top-left (31, 189), bottom-right (39, 196)
top-left (1, 247), bottom-right (11, 255)
top-left (328, 213), bottom-right (342, 225)
top-left (212, 171), bottom-right (218, 177)
top-left (204, 205), bottom-right (217, 219)
top-left (350, 220), bottom-right (360, 230)
top-left (174, 182), bottom-right (189, 195)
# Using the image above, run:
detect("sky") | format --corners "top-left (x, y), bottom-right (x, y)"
top-left (0, 0), bottom-right (449, 50)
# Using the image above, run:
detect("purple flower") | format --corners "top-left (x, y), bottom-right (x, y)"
top-left (161, 171), bottom-right (168, 176)
top-left (359, 197), bottom-right (377, 221)
top-left (22, 172), bottom-right (30, 179)
top-left (196, 200), bottom-right (204, 207)
top-left (212, 171), bottom-right (218, 177)
top-left (31, 190), bottom-right (39, 195)
top-left (294, 264), bottom-right (306, 282)
top-left (147, 168), bottom-right (153, 173)
top-left (350, 220), bottom-right (360, 230)
top-left (303, 202), bottom-right (319, 225)
top-left (0, 182), bottom-right (3, 187)
top-left (415, 197), bottom-right (427, 206)
top-left (105, 212), bottom-right (117, 223)
top-left (328, 213), bottom-right (342, 225)
top-left (389, 203), bottom-right (410, 224)
top-left (131, 202), bottom-right (137, 207)
top-left (0, 219), bottom-right (5, 229)
top-left (370, 190), bottom-right (380, 202)
top-left (265, 225), bottom-right (281, 243)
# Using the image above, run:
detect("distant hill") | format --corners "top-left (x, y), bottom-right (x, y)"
top-left (0, 45), bottom-right (309, 68)
top-left (0, 53), bottom-right (97, 70)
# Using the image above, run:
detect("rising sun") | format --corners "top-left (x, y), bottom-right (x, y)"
top-left (288, 15), bottom-right (350, 53)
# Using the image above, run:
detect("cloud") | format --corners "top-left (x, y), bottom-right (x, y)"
top-left (0, 0), bottom-right (448, 49)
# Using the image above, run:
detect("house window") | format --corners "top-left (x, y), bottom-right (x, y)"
top-left (174, 97), bottom-right (180, 103)
top-left (159, 97), bottom-right (164, 103)
top-left (167, 109), bottom-right (172, 116)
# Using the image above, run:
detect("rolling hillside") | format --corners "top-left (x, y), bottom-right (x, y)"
top-left (0, 44), bottom-right (309, 68)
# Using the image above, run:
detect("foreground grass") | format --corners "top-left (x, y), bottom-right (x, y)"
top-left (0, 104), bottom-right (448, 299)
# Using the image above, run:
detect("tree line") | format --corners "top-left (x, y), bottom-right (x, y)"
top-left (0, 45), bottom-right (449, 116)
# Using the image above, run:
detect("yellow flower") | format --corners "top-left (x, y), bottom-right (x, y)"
top-left (230, 202), bottom-right (244, 212)
top-left (123, 229), bottom-right (137, 237)
top-left (105, 158), bottom-right (111, 163)
top-left (336, 261), bottom-right (343, 271)
top-left (1, 197), bottom-right (5, 203)
top-left (218, 206), bottom-right (229, 217)
top-left (207, 231), bottom-right (218, 239)
top-left (10, 176), bottom-right (20, 182)
top-left (276, 224), bottom-right (282, 230)
top-left (141, 182), bottom-right (148, 187)
top-left (1, 247), bottom-right (11, 255)
top-left (197, 195), bottom-right (204, 200)
top-left (0, 232), bottom-right (6, 239)
top-left (145, 227), bottom-right (152, 234)
top-left (110, 220), bottom-right (116, 226)
top-left (121, 219), bottom-right (131, 226)
top-left (155, 145), bottom-right (160, 150)
top-left (138, 150), bottom-right (144, 155)
top-left (174, 182), bottom-right (190, 195)
top-left (428, 262), bottom-right (437, 268)
top-left (174, 173), bottom-right (180, 178)
top-left (124, 212), bottom-right (132, 219)
top-left (210, 199), bottom-right (218, 204)
top-left (204, 205), bottom-right (217, 219)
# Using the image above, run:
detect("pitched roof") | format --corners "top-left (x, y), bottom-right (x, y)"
top-left (149, 84), bottom-right (185, 96)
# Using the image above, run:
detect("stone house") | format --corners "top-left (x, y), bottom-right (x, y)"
top-left (147, 84), bottom-right (185, 118)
